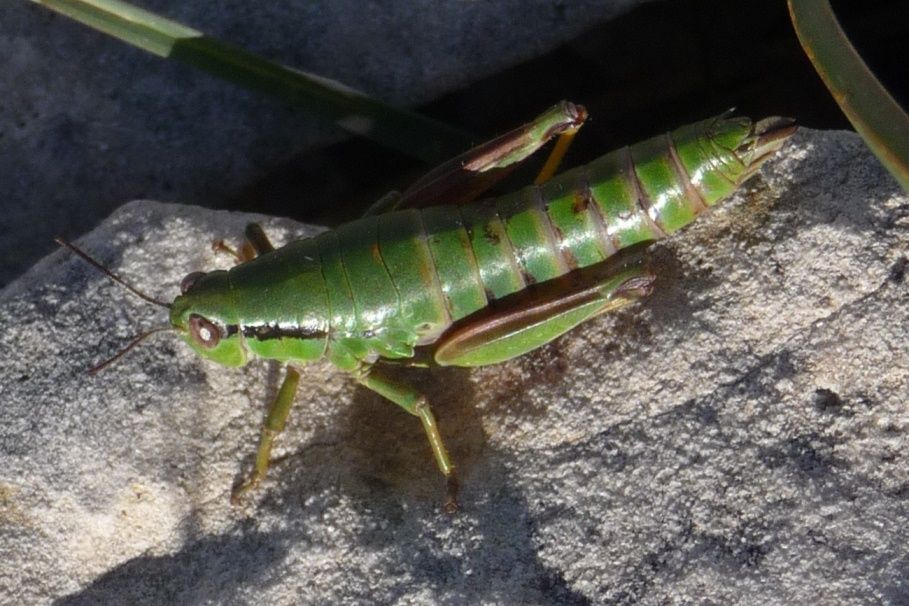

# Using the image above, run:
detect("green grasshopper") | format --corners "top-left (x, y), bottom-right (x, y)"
top-left (60, 102), bottom-right (795, 512)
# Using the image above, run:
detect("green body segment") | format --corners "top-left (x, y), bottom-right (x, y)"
top-left (228, 238), bottom-right (329, 363)
top-left (496, 187), bottom-right (570, 283)
top-left (170, 115), bottom-right (769, 369)
top-left (420, 206), bottom-right (488, 321)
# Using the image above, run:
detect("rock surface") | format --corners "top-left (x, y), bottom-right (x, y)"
top-left (1, 0), bottom-right (647, 285)
top-left (1, 128), bottom-right (907, 604)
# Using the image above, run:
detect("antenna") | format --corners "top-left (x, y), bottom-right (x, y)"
top-left (55, 237), bottom-right (170, 309)
top-left (87, 326), bottom-right (172, 375)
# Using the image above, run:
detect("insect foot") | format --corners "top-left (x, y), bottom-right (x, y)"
top-left (443, 476), bottom-right (461, 514)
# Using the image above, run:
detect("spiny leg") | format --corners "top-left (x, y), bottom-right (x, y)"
top-left (355, 365), bottom-right (460, 513)
top-left (231, 365), bottom-right (302, 504)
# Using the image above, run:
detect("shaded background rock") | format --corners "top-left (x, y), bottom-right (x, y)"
top-left (3, 0), bottom-right (908, 286)
top-left (2, 0), bottom-right (650, 286)
top-left (1, 128), bottom-right (907, 603)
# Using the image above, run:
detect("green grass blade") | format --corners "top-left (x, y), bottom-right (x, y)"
top-left (32, 0), bottom-right (198, 55)
top-left (789, 0), bottom-right (909, 193)
top-left (31, 0), bottom-right (474, 163)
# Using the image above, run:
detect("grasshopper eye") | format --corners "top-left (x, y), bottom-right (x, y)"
top-left (189, 314), bottom-right (221, 348)
top-left (181, 271), bottom-right (206, 294)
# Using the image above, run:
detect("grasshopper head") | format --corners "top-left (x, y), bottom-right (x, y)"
top-left (170, 270), bottom-right (248, 367)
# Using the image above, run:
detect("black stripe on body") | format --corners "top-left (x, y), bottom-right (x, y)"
top-left (238, 324), bottom-right (328, 341)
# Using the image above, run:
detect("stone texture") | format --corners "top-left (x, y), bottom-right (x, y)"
top-left (1, 128), bottom-right (907, 604)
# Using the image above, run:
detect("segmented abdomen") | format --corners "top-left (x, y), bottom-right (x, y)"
top-left (317, 118), bottom-right (748, 361)
top-left (418, 119), bottom-right (744, 321)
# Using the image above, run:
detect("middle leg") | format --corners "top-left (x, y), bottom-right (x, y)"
top-left (355, 364), bottom-right (461, 513)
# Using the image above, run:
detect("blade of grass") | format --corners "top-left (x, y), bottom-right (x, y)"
top-left (789, 0), bottom-right (909, 193)
top-left (32, 0), bottom-right (474, 163)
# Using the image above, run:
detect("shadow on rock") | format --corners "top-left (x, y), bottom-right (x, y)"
top-left (53, 525), bottom-right (291, 606)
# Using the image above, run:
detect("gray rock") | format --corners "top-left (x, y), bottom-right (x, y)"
top-left (1, 0), bottom-right (647, 286)
top-left (1, 128), bottom-right (907, 604)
